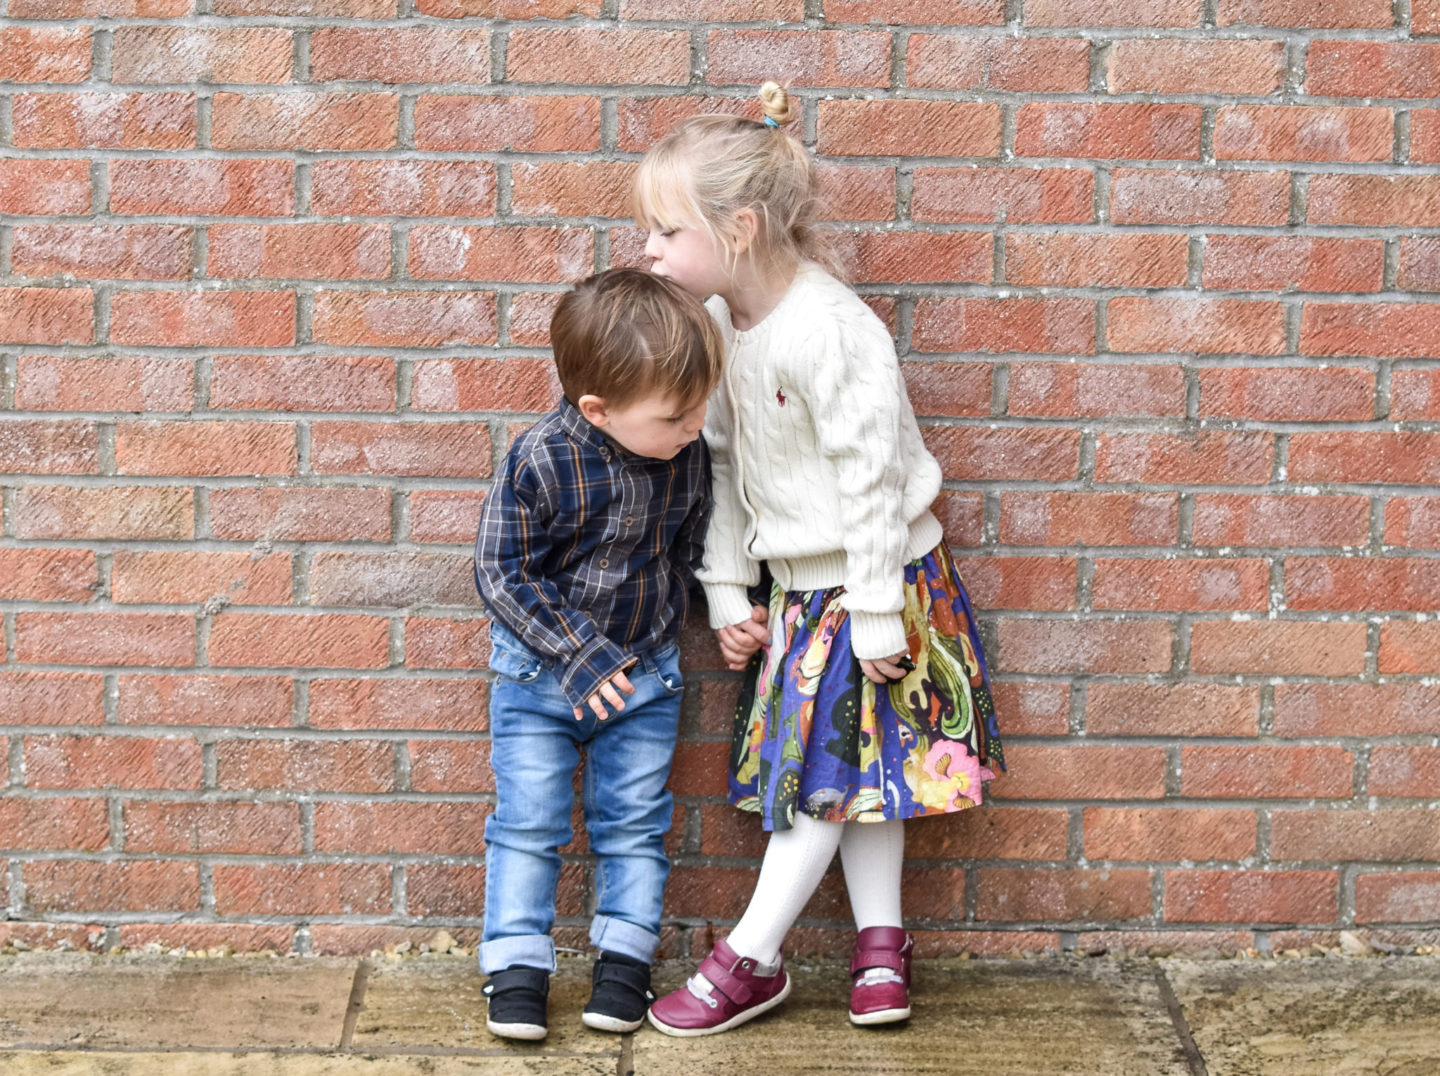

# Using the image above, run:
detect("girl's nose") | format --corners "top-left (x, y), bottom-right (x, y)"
top-left (643, 232), bottom-right (661, 261)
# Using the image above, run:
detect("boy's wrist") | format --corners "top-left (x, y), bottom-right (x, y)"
top-left (558, 634), bottom-right (634, 711)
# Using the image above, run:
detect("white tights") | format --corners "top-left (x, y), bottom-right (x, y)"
top-left (723, 813), bottom-right (905, 967)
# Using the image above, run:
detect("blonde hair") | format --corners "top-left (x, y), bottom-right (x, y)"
top-left (633, 82), bottom-right (842, 280)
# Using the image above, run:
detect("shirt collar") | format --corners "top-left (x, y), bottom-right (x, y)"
top-left (557, 397), bottom-right (611, 454)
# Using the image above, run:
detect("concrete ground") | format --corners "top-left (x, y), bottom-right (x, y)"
top-left (1, 948), bottom-right (1438, 1074)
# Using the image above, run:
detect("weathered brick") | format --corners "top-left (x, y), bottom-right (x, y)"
top-left (15, 613), bottom-right (194, 667)
top-left (977, 868), bottom-right (1154, 921)
top-left (1084, 808), bottom-right (1257, 862)
top-left (0, 420), bottom-right (98, 475)
top-left (308, 552), bottom-right (474, 607)
top-left (1198, 367), bottom-right (1374, 422)
top-left (25, 734), bottom-right (202, 790)
top-left (313, 802), bottom-right (489, 854)
top-left (922, 427), bottom-right (1082, 481)
top-left (1286, 557), bottom-right (1440, 613)
top-left (506, 292), bottom-right (565, 347)
top-left (912, 167), bottom-right (1094, 223)
top-left (310, 28), bottom-right (489, 83)
top-left (208, 223), bottom-right (390, 280)
top-left (1214, 106), bottom-right (1393, 162)
top-left (1397, 238), bottom-right (1440, 292)
top-left (0, 27), bottom-right (91, 82)
top-left (24, 861), bottom-right (201, 914)
top-left (13, 225), bottom-right (191, 281)
top-left (510, 161), bottom-right (636, 219)
top-left (0, 798), bottom-right (108, 850)
top-left (111, 551), bottom-right (291, 606)
top-left (211, 92), bottom-right (397, 150)
top-left (216, 739), bottom-right (394, 792)
top-left (837, 231), bottom-right (992, 285)
top-left (13, 0), bottom-right (188, 13)
top-left (616, 95), bottom-right (755, 153)
top-left (1192, 494), bottom-right (1370, 548)
top-left (215, 864), bottom-right (391, 916)
top-left (0, 672), bottom-right (105, 727)
top-left (1413, 110), bottom-right (1440, 162)
top-left (823, 0), bottom-right (1001, 21)
top-left (217, 0), bottom-right (394, 11)
top-left (123, 801), bottom-right (300, 854)
top-left (1418, 0), bottom-right (1440, 31)
top-left (110, 159), bottom-right (293, 216)
top-left (309, 676), bottom-right (487, 730)
top-left (0, 160), bottom-right (90, 215)
top-left (1384, 496), bottom-right (1440, 546)
top-left (900, 361), bottom-right (991, 418)
top-left (1303, 303), bottom-right (1440, 359)
top-left (999, 492), bottom-right (1179, 547)
top-left (11, 92), bottom-right (196, 150)
top-left (1271, 809), bottom-right (1440, 861)
top-left (115, 421), bottom-right (296, 477)
top-left (409, 226), bottom-right (593, 282)
top-left (1086, 683), bottom-right (1260, 738)
top-left (13, 486), bottom-right (193, 541)
top-left (1289, 432), bottom-right (1440, 484)
top-left (20, 355), bottom-right (190, 413)
top-left (1218, 0), bottom-right (1392, 26)
top-left (1189, 621), bottom-right (1367, 676)
top-left (1007, 363), bottom-right (1185, 417)
top-left (209, 487), bottom-right (392, 542)
top-left (417, 95), bottom-right (600, 152)
top-left (111, 291), bottom-right (295, 348)
top-left (208, 614), bottom-right (389, 669)
top-left (1308, 175), bottom-right (1440, 226)
top-left (117, 924), bottom-right (293, 953)
top-left (312, 291), bottom-right (497, 347)
top-left (111, 28), bottom-right (291, 83)
top-left (409, 739), bottom-right (492, 793)
top-left (1006, 234), bottom-right (1187, 288)
top-left (994, 621), bottom-right (1174, 675)
top-left (311, 160), bottom-right (496, 217)
top-left (913, 297), bottom-right (1094, 354)
top-left (1165, 870), bottom-right (1337, 924)
top-left (1110, 170), bottom-right (1289, 226)
top-left (1202, 236), bottom-right (1383, 292)
top-left (1094, 431), bottom-right (1275, 485)
top-left (508, 29), bottom-right (689, 84)
top-left (1356, 873), bottom-right (1440, 923)
top-left (408, 491), bottom-right (487, 544)
top-left (952, 555), bottom-right (1076, 611)
top-left (403, 864), bottom-right (487, 918)
top-left (403, 617), bottom-right (491, 671)
top-left (908, 35), bottom-right (1089, 92)
top-left (310, 421), bottom-right (491, 478)
top-left (817, 100), bottom-right (1002, 157)
top-left (620, 0), bottom-right (792, 15)
top-left (413, 358), bottom-right (556, 413)
top-left (0, 289), bottom-right (94, 346)
top-left (210, 355), bottom-right (395, 412)
top-left (1108, 298), bottom-right (1285, 355)
top-left (1306, 42), bottom-right (1440, 98)
top-left (0, 549), bottom-right (96, 603)
top-left (1091, 557), bottom-right (1269, 611)
top-left (116, 674), bottom-right (294, 728)
top-left (706, 30), bottom-right (890, 87)
top-left (1109, 40), bottom-right (1285, 94)
top-left (1024, 0), bottom-right (1199, 24)
top-left (906, 807), bottom-right (1069, 862)
top-left (1181, 745), bottom-right (1353, 799)
top-left (1017, 103), bottom-right (1201, 160)
top-left (1380, 622), bottom-right (1440, 674)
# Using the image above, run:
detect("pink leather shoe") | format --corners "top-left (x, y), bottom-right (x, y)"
top-left (646, 937), bottom-right (791, 1037)
top-left (849, 926), bottom-right (913, 1026)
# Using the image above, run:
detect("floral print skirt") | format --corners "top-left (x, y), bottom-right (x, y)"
top-left (730, 543), bottom-right (1004, 832)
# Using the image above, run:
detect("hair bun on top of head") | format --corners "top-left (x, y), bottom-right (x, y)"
top-left (758, 81), bottom-right (800, 128)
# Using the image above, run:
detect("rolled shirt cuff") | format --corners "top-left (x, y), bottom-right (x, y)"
top-left (558, 633), bottom-right (636, 711)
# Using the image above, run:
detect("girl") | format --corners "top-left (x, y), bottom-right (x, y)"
top-left (636, 83), bottom-right (1005, 1037)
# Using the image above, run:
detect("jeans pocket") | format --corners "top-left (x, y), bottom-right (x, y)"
top-left (654, 647), bottom-right (684, 696)
top-left (488, 624), bottom-right (543, 684)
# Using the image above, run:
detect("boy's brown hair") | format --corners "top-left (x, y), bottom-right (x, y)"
top-left (550, 268), bottom-right (723, 411)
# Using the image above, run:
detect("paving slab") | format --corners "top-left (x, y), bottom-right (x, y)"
top-left (0, 1052), bottom-right (617, 1075)
top-left (1164, 955), bottom-right (1440, 1076)
top-left (633, 956), bottom-right (1192, 1075)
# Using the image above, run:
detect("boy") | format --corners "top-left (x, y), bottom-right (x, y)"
top-left (473, 268), bottom-right (722, 1041)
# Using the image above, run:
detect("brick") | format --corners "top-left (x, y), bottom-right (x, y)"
top-left (1419, 0), bottom-right (1440, 30)
top-left (403, 864), bottom-right (486, 917)
top-left (216, 739), bottom-right (394, 793)
top-left (1397, 238), bottom-right (1440, 291)
top-left (922, 427), bottom-right (1082, 481)
top-left (951, 555), bottom-right (1076, 611)
top-left (409, 739), bottom-right (492, 793)
top-left (111, 290), bottom-right (295, 349)
top-left (403, 617), bottom-right (491, 670)
top-left (900, 361), bottom-right (991, 418)
top-left (0, 672), bottom-right (104, 727)
top-left (1198, 367), bottom-right (1374, 422)
top-left (1272, 809), bottom-right (1440, 861)
top-left (837, 231), bottom-right (991, 285)
top-left (999, 492), bottom-right (1178, 547)
top-left (706, 30), bottom-right (890, 87)
top-left (813, 164), bottom-right (895, 222)
top-left (1017, 103), bottom-right (1201, 160)
top-left (1380, 622), bottom-right (1440, 673)
top-left (309, 924), bottom-right (482, 956)
top-left (111, 28), bottom-right (291, 83)
top-left (665, 865), bottom-right (757, 919)
top-left (123, 801), bottom-right (300, 854)
top-left (1007, 362), bottom-right (1185, 417)
top-left (1356, 873), bottom-right (1440, 923)
top-left (621, 0), bottom-right (795, 16)
top-left (25, 734), bottom-right (202, 790)
top-left (313, 802), bottom-right (489, 854)
top-left (218, 0), bottom-right (393, 10)
top-left (1289, 432), bottom-right (1440, 484)
top-left (912, 167), bottom-right (1094, 223)
top-left (311, 421), bottom-right (491, 477)
top-left (1165, 870), bottom-right (1337, 924)
top-left (907, 35), bottom-right (1089, 92)
top-left (312, 291), bottom-right (497, 347)
top-left (0, 27), bottom-right (91, 83)
top-left (1414, 110), bottom-right (1440, 162)
top-left (510, 161), bottom-right (636, 219)
top-left (310, 28), bottom-right (489, 83)
top-left (214, 864), bottom-right (390, 916)
top-left (0, 289), bottom-right (94, 346)
top-left (115, 421), bottom-right (295, 477)
top-left (1307, 42), bottom-right (1440, 98)
top-left (508, 29), bottom-right (688, 83)
top-left (309, 551), bottom-right (474, 607)
top-left (506, 292), bottom-right (565, 347)
top-left (817, 100), bottom-right (1001, 157)
top-left (698, 803), bottom-right (768, 858)
top-left (1109, 40), bottom-right (1285, 94)
top-left (1218, 0), bottom-right (1393, 26)
top-left (209, 614), bottom-right (389, 669)
top-left (12, 0), bottom-right (188, 12)
top-left (1181, 745), bottom-right (1353, 800)
top-left (1024, 0), bottom-right (1200, 25)
top-left (16, 613), bottom-right (193, 667)
top-left (1094, 431), bottom-right (1275, 485)
top-left (0, 549), bottom-right (96, 603)
top-left (0, 420), bottom-right (98, 475)
top-left (116, 674), bottom-right (294, 728)
top-left (12, 92), bottom-right (196, 150)
top-left (1286, 557), bottom-right (1440, 613)
top-left (24, 861), bottom-right (200, 914)
top-left (909, 806), bottom-right (1069, 861)
top-left (13, 486), bottom-right (193, 541)
top-left (1202, 235), bottom-right (1383, 292)
top-left (210, 355), bottom-right (395, 412)
top-left (309, 676), bottom-right (487, 730)
top-left (1091, 557), bottom-right (1269, 611)
top-left (1006, 234), bottom-right (1187, 289)
top-left (1110, 169), bottom-right (1289, 226)
top-left (1086, 683), bottom-right (1260, 738)
top-left (409, 225), bottom-right (593, 282)
top-left (209, 487), bottom-right (391, 543)
top-left (207, 223), bottom-right (390, 280)
top-left (616, 95), bottom-right (755, 152)
top-left (211, 92), bottom-right (397, 150)
top-left (1108, 298), bottom-right (1285, 355)
top-left (111, 551), bottom-right (290, 606)
top-left (312, 161), bottom-right (496, 218)
top-left (1084, 808), bottom-right (1256, 863)
top-left (13, 225), bottom-right (191, 282)
top-left (110, 159), bottom-right (293, 216)
top-left (823, 0), bottom-right (1002, 21)
top-left (0, 160), bottom-right (89, 216)
top-left (1308, 175), bottom-right (1440, 226)
top-left (0, 798), bottom-right (108, 850)
top-left (913, 297), bottom-right (1093, 354)
top-left (408, 491), bottom-right (487, 543)
top-left (667, 741), bottom-right (730, 798)
top-left (1214, 106), bottom-right (1392, 163)
top-left (1385, 496), bottom-right (1440, 546)
top-left (994, 621), bottom-right (1173, 675)
top-left (1189, 621), bottom-right (1367, 676)
top-left (1306, 303), bottom-right (1440, 358)
top-left (413, 357), bottom-right (556, 412)
top-left (417, 95), bottom-right (600, 152)
top-left (1192, 494), bottom-right (1369, 548)
top-left (977, 868), bottom-right (1153, 922)
top-left (118, 924), bottom-right (293, 953)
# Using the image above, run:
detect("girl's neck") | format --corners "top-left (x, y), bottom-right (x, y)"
top-left (721, 257), bottom-right (800, 332)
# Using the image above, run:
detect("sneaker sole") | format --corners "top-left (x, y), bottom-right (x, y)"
top-left (486, 1018), bottom-right (547, 1041)
top-left (646, 975), bottom-right (792, 1038)
top-left (581, 1011), bottom-right (645, 1033)
top-left (849, 1005), bottom-right (911, 1026)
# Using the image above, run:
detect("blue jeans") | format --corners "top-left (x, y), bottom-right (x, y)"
top-left (480, 621), bottom-right (684, 975)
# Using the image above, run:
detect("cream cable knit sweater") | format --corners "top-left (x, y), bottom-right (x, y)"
top-left (697, 262), bottom-right (945, 660)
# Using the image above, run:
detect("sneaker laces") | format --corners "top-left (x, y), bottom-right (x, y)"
top-left (856, 967), bottom-right (904, 987)
top-left (685, 972), bottom-right (720, 1009)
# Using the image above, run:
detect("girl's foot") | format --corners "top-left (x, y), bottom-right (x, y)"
top-left (848, 926), bottom-right (913, 1026)
top-left (646, 937), bottom-right (790, 1037)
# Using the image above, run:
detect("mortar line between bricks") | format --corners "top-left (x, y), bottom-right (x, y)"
top-left (337, 957), bottom-right (369, 1050)
top-left (1153, 963), bottom-right (1210, 1076)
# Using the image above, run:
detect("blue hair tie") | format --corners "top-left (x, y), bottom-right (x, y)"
top-left (763, 115), bottom-right (780, 128)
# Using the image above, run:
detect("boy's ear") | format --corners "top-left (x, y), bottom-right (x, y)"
top-left (576, 393), bottom-right (609, 428)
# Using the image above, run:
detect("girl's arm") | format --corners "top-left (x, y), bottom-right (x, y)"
top-left (694, 381), bottom-right (763, 629)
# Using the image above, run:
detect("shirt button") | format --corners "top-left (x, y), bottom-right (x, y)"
top-left (624, 516), bottom-right (635, 526)
top-left (599, 558), bottom-right (609, 569)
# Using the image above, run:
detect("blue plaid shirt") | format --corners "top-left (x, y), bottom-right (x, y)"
top-left (474, 400), bottom-right (711, 710)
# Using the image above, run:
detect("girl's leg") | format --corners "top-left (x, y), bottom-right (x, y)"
top-left (838, 819), bottom-right (904, 930)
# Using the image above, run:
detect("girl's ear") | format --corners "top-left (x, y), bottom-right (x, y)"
top-left (731, 207), bottom-right (759, 255)
top-left (577, 393), bottom-right (610, 428)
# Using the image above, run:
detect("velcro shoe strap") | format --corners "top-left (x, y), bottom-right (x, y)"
top-left (851, 948), bottom-right (906, 976)
top-left (595, 960), bottom-right (651, 993)
top-left (697, 952), bottom-right (757, 1006)
top-left (484, 966), bottom-right (550, 997)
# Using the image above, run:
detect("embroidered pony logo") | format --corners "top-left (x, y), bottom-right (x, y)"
top-left (776, 389), bottom-right (787, 406)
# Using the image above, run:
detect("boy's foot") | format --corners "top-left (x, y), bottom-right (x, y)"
top-left (647, 937), bottom-right (790, 1037)
top-left (482, 965), bottom-right (550, 1041)
top-left (581, 950), bottom-right (656, 1032)
top-left (848, 926), bottom-right (913, 1026)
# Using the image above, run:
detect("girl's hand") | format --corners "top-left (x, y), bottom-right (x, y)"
top-left (859, 652), bottom-right (912, 684)
top-left (573, 669), bottom-right (636, 721)
top-left (716, 606), bottom-right (769, 670)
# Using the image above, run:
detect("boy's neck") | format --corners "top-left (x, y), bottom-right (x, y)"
top-left (721, 258), bottom-right (800, 332)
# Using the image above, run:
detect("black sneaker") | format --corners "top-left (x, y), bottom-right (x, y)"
top-left (582, 951), bottom-right (655, 1033)
top-left (483, 965), bottom-right (549, 1041)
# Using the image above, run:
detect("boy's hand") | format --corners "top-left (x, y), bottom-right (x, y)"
top-left (574, 669), bottom-right (636, 721)
top-left (716, 605), bottom-right (769, 670)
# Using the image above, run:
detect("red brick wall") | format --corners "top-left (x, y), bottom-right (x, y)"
top-left (2, 1), bottom-right (1438, 958)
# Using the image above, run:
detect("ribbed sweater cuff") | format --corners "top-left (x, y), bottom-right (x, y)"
top-left (847, 610), bottom-right (908, 661)
top-left (704, 584), bottom-right (756, 630)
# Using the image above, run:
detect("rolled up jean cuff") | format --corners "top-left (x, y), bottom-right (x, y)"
top-left (479, 933), bottom-right (555, 975)
top-left (590, 914), bottom-right (660, 964)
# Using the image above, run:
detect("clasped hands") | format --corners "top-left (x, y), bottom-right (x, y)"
top-left (716, 605), bottom-right (911, 684)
